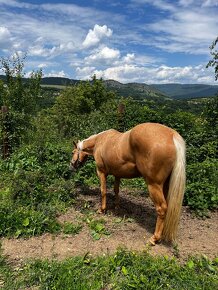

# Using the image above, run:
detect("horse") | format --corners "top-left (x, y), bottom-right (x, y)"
top-left (70, 123), bottom-right (186, 245)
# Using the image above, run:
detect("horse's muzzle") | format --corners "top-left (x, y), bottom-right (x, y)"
top-left (69, 162), bottom-right (76, 172)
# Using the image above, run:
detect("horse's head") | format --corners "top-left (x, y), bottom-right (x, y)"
top-left (69, 141), bottom-right (88, 171)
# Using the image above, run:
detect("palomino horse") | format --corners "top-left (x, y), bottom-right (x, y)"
top-left (70, 123), bottom-right (186, 245)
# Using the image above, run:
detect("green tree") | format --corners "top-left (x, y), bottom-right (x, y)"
top-left (206, 36), bottom-right (218, 81)
top-left (0, 53), bottom-right (42, 155)
top-left (203, 96), bottom-right (218, 138)
top-left (52, 77), bottom-right (115, 137)
top-left (0, 53), bottom-right (42, 114)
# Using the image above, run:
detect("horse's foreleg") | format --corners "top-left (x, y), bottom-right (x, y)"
top-left (114, 177), bottom-right (120, 209)
top-left (147, 183), bottom-right (167, 245)
top-left (97, 170), bottom-right (107, 213)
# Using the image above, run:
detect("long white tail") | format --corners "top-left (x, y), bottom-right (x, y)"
top-left (162, 134), bottom-right (186, 242)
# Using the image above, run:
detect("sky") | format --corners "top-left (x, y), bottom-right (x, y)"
top-left (0, 0), bottom-right (218, 84)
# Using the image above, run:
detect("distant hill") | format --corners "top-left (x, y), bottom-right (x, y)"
top-left (103, 79), bottom-right (170, 101)
top-left (1, 75), bottom-right (217, 99)
top-left (0, 75), bottom-right (78, 86)
top-left (0, 75), bottom-right (169, 101)
top-left (41, 77), bottom-right (78, 86)
top-left (152, 83), bottom-right (218, 99)
top-left (40, 78), bottom-right (169, 101)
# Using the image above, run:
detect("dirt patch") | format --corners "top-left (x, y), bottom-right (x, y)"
top-left (1, 189), bottom-right (218, 263)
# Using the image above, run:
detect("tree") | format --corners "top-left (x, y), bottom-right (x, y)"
top-left (206, 36), bottom-right (218, 81)
top-left (0, 53), bottom-right (42, 155)
top-left (52, 77), bottom-right (115, 137)
top-left (0, 53), bottom-right (42, 114)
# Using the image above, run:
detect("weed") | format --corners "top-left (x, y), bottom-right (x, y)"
top-left (172, 243), bottom-right (180, 258)
top-left (62, 222), bottom-right (82, 235)
top-left (87, 218), bottom-right (111, 240)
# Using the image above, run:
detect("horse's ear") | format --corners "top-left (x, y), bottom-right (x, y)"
top-left (73, 141), bottom-right (77, 148)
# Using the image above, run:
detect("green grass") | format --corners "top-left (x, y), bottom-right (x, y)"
top-left (0, 249), bottom-right (217, 290)
top-left (62, 221), bottom-right (83, 235)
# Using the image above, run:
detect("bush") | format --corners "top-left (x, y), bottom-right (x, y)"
top-left (0, 141), bottom-right (79, 237)
top-left (185, 159), bottom-right (218, 216)
top-left (0, 201), bottom-right (61, 237)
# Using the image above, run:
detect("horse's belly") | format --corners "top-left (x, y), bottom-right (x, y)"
top-left (108, 163), bottom-right (140, 178)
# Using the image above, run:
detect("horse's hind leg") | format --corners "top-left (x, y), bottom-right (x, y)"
top-left (147, 182), bottom-right (167, 245)
top-left (114, 177), bottom-right (120, 209)
top-left (97, 169), bottom-right (107, 213)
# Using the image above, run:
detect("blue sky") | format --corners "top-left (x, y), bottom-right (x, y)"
top-left (0, 0), bottom-right (217, 84)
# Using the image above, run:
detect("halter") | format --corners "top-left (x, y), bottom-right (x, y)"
top-left (75, 149), bottom-right (82, 167)
top-left (73, 148), bottom-right (87, 169)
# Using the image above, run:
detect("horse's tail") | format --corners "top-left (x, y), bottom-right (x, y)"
top-left (162, 134), bottom-right (186, 242)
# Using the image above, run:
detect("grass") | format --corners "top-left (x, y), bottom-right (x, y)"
top-left (62, 222), bottom-right (83, 235)
top-left (0, 249), bottom-right (217, 290)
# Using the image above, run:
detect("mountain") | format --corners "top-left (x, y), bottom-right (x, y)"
top-left (40, 78), bottom-right (169, 101)
top-left (0, 75), bottom-right (169, 101)
top-left (103, 79), bottom-right (170, 101)
top-left (0, 75), bottom-right (78, 86)
top-left (152, 83), bottom-right (218, 99)
top-left (1, 75), bottom-right (217, 99)
top-left (41, 77), bottom-right (78, 86)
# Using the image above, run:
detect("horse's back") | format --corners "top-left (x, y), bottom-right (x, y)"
top-left (130, 123), bottom-right (177, 150)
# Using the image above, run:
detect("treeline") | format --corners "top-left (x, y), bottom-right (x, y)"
top-left (0, 55), bottom-right (217, 237)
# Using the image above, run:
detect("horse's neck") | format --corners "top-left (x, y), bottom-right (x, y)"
top-left (81, 134), bottom-right (97, 154)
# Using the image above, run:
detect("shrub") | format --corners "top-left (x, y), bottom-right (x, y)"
top-left (185, 159), bottom-right (218, 216)
top-left (0, 201), bottom-right (61, 237)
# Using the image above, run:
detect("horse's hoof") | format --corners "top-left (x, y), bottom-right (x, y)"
top-left (148, 237), bottom-right (156, 246)
top-left (97, 208), bottom-right (106, 214)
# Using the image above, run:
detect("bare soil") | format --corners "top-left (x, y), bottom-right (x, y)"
top-left (1, 188), bottom-right (218, 263)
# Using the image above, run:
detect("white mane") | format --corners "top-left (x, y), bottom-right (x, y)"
top-left (77, 133), bottom-right (97, 150)
top-left (77, 130), bottom-right (111, 151)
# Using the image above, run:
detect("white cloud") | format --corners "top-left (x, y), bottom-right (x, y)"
top-left (0, 0), bottom-right (34, 9)
top-left (0, 26), bottom-right (11, 39)
top-left (95, 64), bottom-right (146, 83)
top-left (202, 0), bottom-right (218, 7)
top-left (29, 45), bottom-right (56, 58)
top-left (76, 63), bottom-right (216, 84)
top-left (38, 63), bottom-right (47, 69)
top-left (28, 41), bottom-right (76, 58)
top-left (132, 0), bottom-right (176, 12)
top-left (44, 70), bottom-right (68, 78)
top-left (178, 0), bottom-right (195, 7)
top-left (149, 9), bottom-right (217, 48)
top-left (82, 24), bottom-right (113, 48)
top-left (148, 64), bottom-right (215, 84)
top-left (122, 53), bottom-right (135, 63)
top-left (76, 66), bottom-right (96, 80)
top-left (85, 46), bottom-right (120, 65)
top-left (0, 26), bottom-right (12, 49)
top-left (133, 0), bottom-right (218, 55)
top-left (0, 10), bottom-right (84, 56)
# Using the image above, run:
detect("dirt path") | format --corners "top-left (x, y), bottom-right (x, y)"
top-left (1, 189), bottom-right (218, 262)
